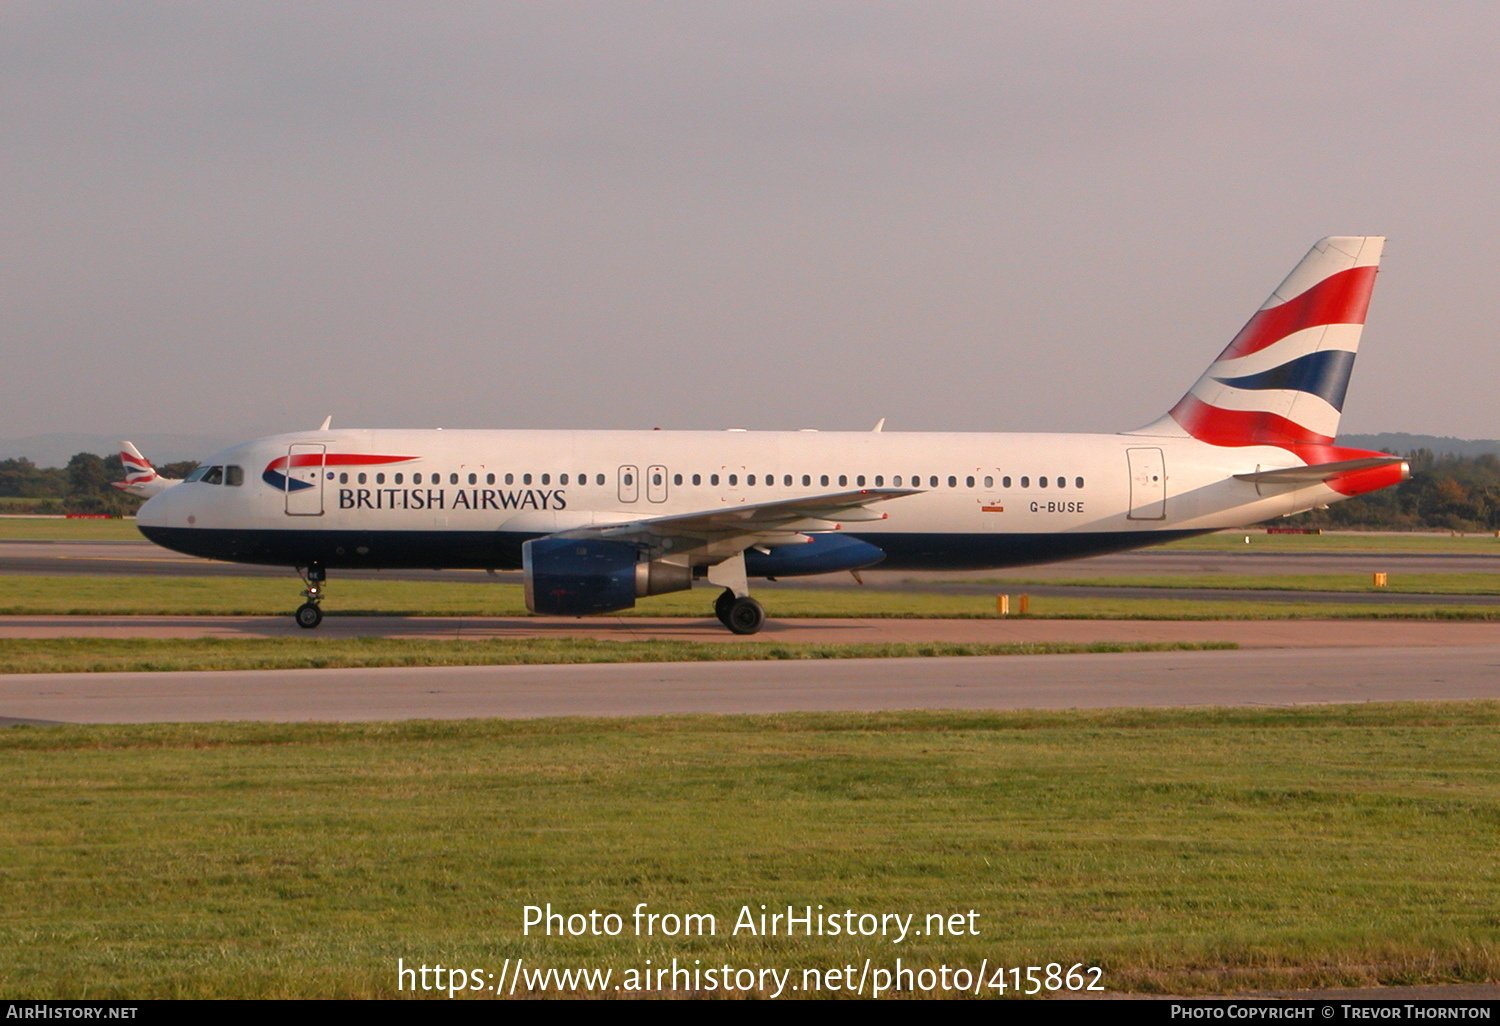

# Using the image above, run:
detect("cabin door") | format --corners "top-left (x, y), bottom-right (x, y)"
top-left (284, 443), bottom-right (326, 516)
top-left (1126, 447), bottom-right (1166, 520)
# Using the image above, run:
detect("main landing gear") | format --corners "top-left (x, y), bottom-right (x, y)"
top-left (714, 587), bottom-right (765, 635)
top-left (295, 566), bottom-right (325, 629)
top-left (707, 551), bottom-right (765, 635)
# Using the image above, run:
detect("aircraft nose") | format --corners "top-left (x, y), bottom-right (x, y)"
top-left (136, 487), bottom-right (177, 530)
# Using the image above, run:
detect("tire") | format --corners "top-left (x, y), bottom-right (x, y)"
top-left (725, 597), bottom-right (765, 635)
top-left (295, 602), bottom-right (323, 629)
top-left (714, 588), bottom-right (736, 626)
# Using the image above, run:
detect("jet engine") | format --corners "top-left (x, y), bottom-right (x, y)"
top-left (522, 537), bottom-right (692, 616)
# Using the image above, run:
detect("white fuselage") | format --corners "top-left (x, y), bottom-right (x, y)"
top-left (136, 427), bottom-right (1342, 572)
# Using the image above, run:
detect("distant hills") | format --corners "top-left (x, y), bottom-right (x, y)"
top-left (1339, 434), bottom-right (1500, 458)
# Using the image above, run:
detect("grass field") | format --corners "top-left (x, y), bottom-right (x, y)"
top-left (0, 516), bottom-right (141, 541)
top-left (981, 573), bottom-right (1500, 595)
top-left (5, 573), bottom-right (1499, 621)
top-left (2, 704), bottom-right (1497, 998)
top-left (0, 637), bottom-right (1234, 675)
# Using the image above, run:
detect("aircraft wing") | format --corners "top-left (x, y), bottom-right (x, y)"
top-left (556, 487), bottom-right (921, 551)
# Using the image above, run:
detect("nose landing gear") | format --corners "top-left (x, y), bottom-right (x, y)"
top-left (295, 566), bottom-right (325, 629)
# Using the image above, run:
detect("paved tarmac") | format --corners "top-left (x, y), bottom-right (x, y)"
top-left (2, 613), bottom-right (1498, 647)
top-left (3, 619), bottom-right (1498, 724)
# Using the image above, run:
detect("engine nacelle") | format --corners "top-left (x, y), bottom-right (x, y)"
top-left (522, 537), bottom-right (693, 616)
top-left (744, 534), bottom-right (886, 578)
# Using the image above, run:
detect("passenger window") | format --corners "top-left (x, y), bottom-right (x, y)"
top-left (504, 473), bottom-right (513, 485)
top-left (947, 476), bottom-right (956, 488)
top-left (966, 476), bottom-right (975, 488)
top-left (621, 473), bottom-right (631, 486)
top-left (596, 474), bottom-right (605, 486)
top-left (673, 474), bottom-right (682, 485)
top-left (783, 475), bottom-right (792, 487)
top-left (1021, 476), bottom-right (1029, 487)
top-left (540, 474), bottom-right (549, 485)
top-left (486, 473), bottom-right (495, 485)
top-left (802, 475), bottom-right (810, 486)
top-left (821, 475), bottom-right (830, 487)
top-left (856, 475), bottom-right (865, 487)
top-left (1076, 477), bottom-right (1085, 488)
top-left (1039, 476), bottom-right (1048, 488)
top-left (729, 474), bottom-right (737, 485)
top-left (875, 475), bottom-right (883, 486)
top-left (449, 473), bottom-right (459, 485)
top-left (711, 474), bottom-right (720, 485)
top-left (984, 476), bottom-right (993, 488)
top-left (339, 472), bottom-right (349, 484)
top-left (692, 474), bottom-right (701, 486)
top-left (357, 473), bottom-right (367, 485)
top-left (1003, 476), bottom-right (1011, 488)
top-left (395, 473), bottom-right (404, 485)
top-left (838, 475), bottom-right (847, 487)
top-left (929, 476), bottom-right (938, 488)
top-left (748, 475), bottom-right (756, 486)
top-left (1057, 477), bottom-right (1065, 488)
top-left (375, 473), bottom-right (385, 484)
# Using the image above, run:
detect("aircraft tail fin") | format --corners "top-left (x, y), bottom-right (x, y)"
top-left (1130, 236), bottom-right (1385, 447)
top-left (119, 441), bottom-right (159, 485)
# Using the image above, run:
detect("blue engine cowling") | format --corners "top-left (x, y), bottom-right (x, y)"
top-left (744, 534), bottom-right (886, 578)
top-left (523, 538), bottom-right (640, 615)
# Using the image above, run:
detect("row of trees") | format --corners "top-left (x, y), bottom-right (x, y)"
top-left (1283, 450), bottom-right (1500, 533)
top-left (0, 453), bottom-right (196, 515)
top-left (4, 448), bottom-right (1500, 531)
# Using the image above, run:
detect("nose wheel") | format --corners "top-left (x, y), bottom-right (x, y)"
top-left (295, 566), bottom-right (326, 629)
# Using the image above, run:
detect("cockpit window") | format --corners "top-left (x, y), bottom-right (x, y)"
top-left (186, 465), bottom-right (227, 484)
top-left (225, 466), bottom-right (243, 486)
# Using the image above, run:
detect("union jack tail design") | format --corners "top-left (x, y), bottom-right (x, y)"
top-left (1134, 236), bottom-right (1384, 448)
top-left (119, 441), bottom-right (158, 484)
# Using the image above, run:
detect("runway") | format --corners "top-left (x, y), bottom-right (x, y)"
top-left (4, 536), bottom-right (1499, 725)
top-left (2, 615), bottom-right (1497, 724)
top-left (3, 639), bottom-right (1499, 724)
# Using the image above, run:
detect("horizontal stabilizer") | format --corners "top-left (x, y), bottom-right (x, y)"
top-left (1233, 456), bottom-right (1407, 485)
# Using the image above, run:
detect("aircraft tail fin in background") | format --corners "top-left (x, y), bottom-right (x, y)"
top-left (1130, 236), bottom-right (1385, 448)
top-left (112, 441), bottom-right (180, 498)
top-left (117, 441), bottom-right (158, 486)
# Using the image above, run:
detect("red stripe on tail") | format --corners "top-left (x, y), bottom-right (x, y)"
top-left (1219, 264), bottom-right (1377, 360)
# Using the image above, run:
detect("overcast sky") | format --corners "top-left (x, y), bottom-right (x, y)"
top-left (5, 1), bottom-right (1497, 448)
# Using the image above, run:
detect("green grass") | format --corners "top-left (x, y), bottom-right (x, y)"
top-left (0, 637), bottom-right (1235, 675)
top-left (978, 573), bottom-right (1500, 595)
top-left (2, 705), bottom-right (1498, 998)
top-left (0, 516), bottom-right (140, 540)
top-left (3, 574), bottom-right (1498, 621)
top-left (1162, 531), bottom-right (1500, 554)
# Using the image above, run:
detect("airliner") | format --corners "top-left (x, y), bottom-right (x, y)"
top-left (137, 236), bottom-right (1406, 633)
top-left (110, 442), bottom-right (180, 499)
